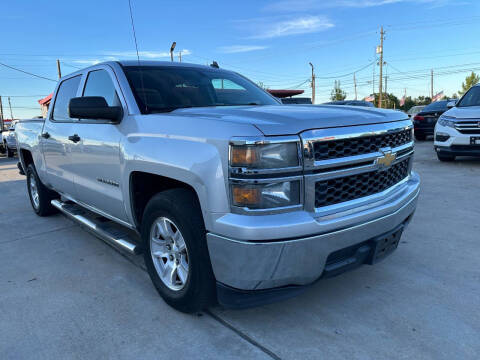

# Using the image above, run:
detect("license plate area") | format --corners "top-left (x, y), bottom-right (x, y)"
top-left (367, 226), bottom-right (403, 264)
top-left (470, 136), bottom-right (480, 145)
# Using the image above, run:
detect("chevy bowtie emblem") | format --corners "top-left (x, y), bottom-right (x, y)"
top-left (376, 151), bottom-right (396, 168)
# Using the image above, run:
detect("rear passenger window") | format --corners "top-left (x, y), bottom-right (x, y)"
top-left (52, 75), bottom-right (81, 121)
top-left (83, 69), bottom-right (121, 107)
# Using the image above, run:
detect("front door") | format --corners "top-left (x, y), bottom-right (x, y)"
top-left (42, 75), bottom-right (82, 197)
top-left (70, 67), bottom-right (128, 222)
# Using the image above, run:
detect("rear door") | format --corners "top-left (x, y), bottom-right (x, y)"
top-left (42, 75), bottom-right (82, 197)
top-left (69, 66), bottom-right (129, 222)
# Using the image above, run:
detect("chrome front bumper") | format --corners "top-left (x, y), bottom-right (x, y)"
top-left (207, 172), bottom-right (420, 290)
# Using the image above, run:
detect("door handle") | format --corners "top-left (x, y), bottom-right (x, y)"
top-left (41, 132), bottom-right (50, 139)
top-left (68, 134), bottom-right (81, 143)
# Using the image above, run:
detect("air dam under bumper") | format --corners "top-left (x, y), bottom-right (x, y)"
top-left (207, 172), bottom-right (419, 291)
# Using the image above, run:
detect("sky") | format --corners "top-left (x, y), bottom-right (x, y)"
top-left (1, 0), bottom-right (480, 119)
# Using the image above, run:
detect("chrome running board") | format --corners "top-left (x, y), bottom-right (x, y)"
top-left (51, 199), bottom-right (142, 255)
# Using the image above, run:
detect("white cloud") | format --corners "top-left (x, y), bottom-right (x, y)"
top-left (103, 49), bottom-right (192, 59)
top-left (218, 45), bottom-right (268, 53)
top-left (70, 50), bottom-right (192, 66)
top-left (249, 15), bottom-right (334, 39)
top-left (263, 0), bottom-right (460, 11)
top-left (72, 59), bottom-right (102, 65)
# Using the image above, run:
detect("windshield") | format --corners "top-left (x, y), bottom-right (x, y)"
top-left (123, 65), bottom-right (279, 113)
top-left (423, 101), bottom-right (449, 112)
top-left (457, 86), bottom-right (480, 107)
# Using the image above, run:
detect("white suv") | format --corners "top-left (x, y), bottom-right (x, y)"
top-left (434, 85), bottom-right (480, 161)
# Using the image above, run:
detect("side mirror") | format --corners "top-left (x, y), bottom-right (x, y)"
top-left (447, 100), bottom-right (456, 109)
top-left (69, 96), bottom-right (123, 122)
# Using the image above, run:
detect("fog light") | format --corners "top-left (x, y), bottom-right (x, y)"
top-left (435, 132), bottom-right (450, 142)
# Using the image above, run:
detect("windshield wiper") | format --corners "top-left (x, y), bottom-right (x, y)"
top-left (148, 106), bottom-right (196, 113)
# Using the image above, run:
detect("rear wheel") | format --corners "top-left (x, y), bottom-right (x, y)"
top-left (7, 148), bottom-right (14, 158)
top-left (437, 152), bottom-right (455, 162)
top-left (141, 188), bottom-right (216, 313)
top-left (26, 164), bottom-right (59, 216)
top-left (414, 132), bottom-right (426, 141)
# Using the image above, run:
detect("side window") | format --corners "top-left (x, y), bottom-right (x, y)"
top-left (83, 69), bottom-right (121, 107)
top-left (52, 75), bottom-right (81, 121)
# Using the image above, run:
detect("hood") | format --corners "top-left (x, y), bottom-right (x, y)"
top-left (172, 105), bottom-right (408, 136)
top-left (444, 106), bottom-right (480, 119)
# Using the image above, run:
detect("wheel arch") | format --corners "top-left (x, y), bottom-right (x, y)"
top-left (129, 171), bottom-right (206, 230)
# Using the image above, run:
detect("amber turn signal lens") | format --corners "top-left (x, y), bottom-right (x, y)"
top-left (231, 146), bottom-right (257, 167)
top-left (232, 186), bottom-right (260, 206)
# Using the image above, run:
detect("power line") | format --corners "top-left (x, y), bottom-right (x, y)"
top-left (2, 94), bottom-right (48, 97)
top-left (0, 62), bottom-right (57, 82)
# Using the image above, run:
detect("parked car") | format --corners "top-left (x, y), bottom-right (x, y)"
top-left (434, 85), bottom-right (480, 161)
top-left (413, 100), bottom-right (454, 140)
top-left (16, 61), bottom-right (420, 312)
top-left (323, 100), bottom-right (375, 107)
top-left (2, 121), bottom-right (18, 157)
top-left (406, 105), bottom-right (425, 118)
top-left (281, 97), bottom-right (312, 104)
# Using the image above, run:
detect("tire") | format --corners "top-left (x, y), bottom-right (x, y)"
top-left (414, 132), bottom-right (426, 141)
top-left (141, 188), bottom-right (216, 313)
top-left (437, 152), bottom-right (455, 162)
top-left (6, 145), bottom-right (14, 158)
top-left (26, 164), bottom-right (59, 216)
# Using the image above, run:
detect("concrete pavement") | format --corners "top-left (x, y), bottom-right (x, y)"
top-left (1, 142), bottom-right (479, 359)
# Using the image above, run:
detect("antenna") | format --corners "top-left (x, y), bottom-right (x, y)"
top-left (128, 0), bottom-right (148, 113)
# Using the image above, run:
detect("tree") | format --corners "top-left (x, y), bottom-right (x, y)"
top-left (330, 80), bottom-right (347, 101)
top-left (459, 72), bottom-right (479, 96)
top-left (373, 93), bottom-right (400, 109)
top-left (257, 81), bottom-right (267, 90)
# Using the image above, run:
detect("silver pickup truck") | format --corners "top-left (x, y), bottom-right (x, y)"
top-left (16, 61), bottom-right (420, 312)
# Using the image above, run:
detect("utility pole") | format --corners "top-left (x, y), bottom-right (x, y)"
top-left (377, 26), bottom-right (385, 108)
top-left (309, 62), bottom-right (315, 104)
top-left (384, 76), bottom-right (388, 108)
top-left (354, 73), bottom-right (358, 100)
top-left (430, 69), bottom-right (434, 101)
top-left (372, 48), bottom-right (376, 96)
top-left (170, 42), bottom-right (176, 62)
top-left (178, 51), bottom-right (182, 62)
top-left (0, 96), bottom-right (4, 131)
top-left (8, 97), bottom-right (13, 120)
top-left (56, 59), bottom-right (62, 78)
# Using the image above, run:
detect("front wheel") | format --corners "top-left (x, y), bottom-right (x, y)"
top-left (141, 188), bottom-right (216, 313)
top-left (26, 164), bottom-right (59, 216)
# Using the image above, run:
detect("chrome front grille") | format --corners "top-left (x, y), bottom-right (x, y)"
top-left (454, 120), bottom-right (480, 134)
top-left (301, 120), bottom-right (414, 213)
top-left (314, 158), bottom-right (410, 208)
top-left (313, 128), bottom-right (412, 161)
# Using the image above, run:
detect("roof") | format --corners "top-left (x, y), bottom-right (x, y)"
top-left (267, 89), bottom-right (305, 98)
top-left (38, 93), bottom-right (53, 105)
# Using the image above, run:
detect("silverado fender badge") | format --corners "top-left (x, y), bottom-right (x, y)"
top-left (97, 178), bottom-right (120, 187)
top-left (376, 150), bottom-right (396, 169)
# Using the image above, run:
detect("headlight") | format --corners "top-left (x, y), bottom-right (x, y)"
top-left (231, 180), bottom-right (301, 209)
top-left (230, 142), bottom-right (299, 169)
top-left (229, 138), bottom-right (302, 212)
top-left (437, 115), bottom-right (456, 128)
